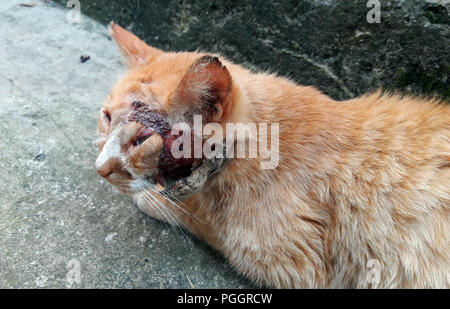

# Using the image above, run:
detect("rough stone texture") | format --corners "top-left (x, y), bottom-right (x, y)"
top-left (0, 0), bottom-right (251, 288)
top-left (54, 0), bottom-right (449, 101)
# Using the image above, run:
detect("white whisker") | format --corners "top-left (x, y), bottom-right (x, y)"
top-left (140, 179), bottom-right (208, 226)
top-left (131, 181), bottom-right (192, 246)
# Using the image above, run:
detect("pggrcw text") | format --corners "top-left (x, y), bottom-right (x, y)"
top-left (177, 293), bottom-right (273, 306)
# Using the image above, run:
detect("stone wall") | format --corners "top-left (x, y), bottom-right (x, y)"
top-left (54, 0), bottom-right (449, 100)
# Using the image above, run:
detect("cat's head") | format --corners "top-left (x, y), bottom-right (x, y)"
top-left (95, 22), bottom-right (233, 195)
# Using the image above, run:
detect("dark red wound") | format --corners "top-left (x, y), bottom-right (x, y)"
top-left (129, 101), bottom-right (202, 185)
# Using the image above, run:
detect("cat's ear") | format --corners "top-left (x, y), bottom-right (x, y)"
top-left (109, 21), bottom-right (162, 67)
top-left (171, 55), bottom-right (232, 122)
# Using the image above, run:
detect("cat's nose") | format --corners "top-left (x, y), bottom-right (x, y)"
top-left (96, 157), bottom-right (122, 178)
top-left (95, 132), bottom-right (125, 178)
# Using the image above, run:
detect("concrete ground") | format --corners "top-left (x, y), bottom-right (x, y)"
top-left (0, 0), bottom-right (252, 288)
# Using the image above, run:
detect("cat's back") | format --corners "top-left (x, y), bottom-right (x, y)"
top-left (349, 93), bottom-right (449, 198)
top-left (328, 93), bottom-right (450, 288)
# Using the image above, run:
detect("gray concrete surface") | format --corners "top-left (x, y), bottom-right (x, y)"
top-left (0, 0), bottom-right (252, 288)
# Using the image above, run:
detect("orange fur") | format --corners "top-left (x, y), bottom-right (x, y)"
top-left (96, 24), bottom-right (450, 288)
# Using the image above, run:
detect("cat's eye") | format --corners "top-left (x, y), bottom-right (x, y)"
top-left (135, 127), bottom-right (155, 146)
top-left (103, 110), bottom-right (111, 122)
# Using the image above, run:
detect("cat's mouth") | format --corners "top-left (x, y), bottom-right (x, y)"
top-left (129, 154), bottom-right (227, 201)
top-left (159, 154), bottom-right (228, 200)
top-left (141, 160), bottom-right (201, 193)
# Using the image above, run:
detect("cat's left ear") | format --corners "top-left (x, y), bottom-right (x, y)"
top-left (171, 55), bottom-right (232, 122)
top-left (109, 21), bottom-right (162, 66)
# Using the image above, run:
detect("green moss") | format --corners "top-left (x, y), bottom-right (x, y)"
top-left (425, 11), bottom-right (440, 24)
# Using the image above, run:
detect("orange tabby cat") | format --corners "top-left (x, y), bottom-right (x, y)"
top-left (95, 22), bottom-right (449, 288)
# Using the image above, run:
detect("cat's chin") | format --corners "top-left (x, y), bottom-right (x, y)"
top-left (125, 155), bottom-right (227, 201)
top-left (159, 155), bottom-right (228, 200)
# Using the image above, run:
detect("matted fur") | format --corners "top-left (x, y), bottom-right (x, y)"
top-left (95, 23), bottom-right (450, 288)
